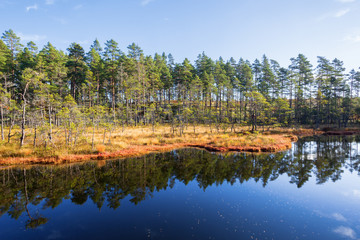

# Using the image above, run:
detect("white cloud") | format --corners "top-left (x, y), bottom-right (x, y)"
top-left (337, 0), bottom-right (355, 3)
top-left (342, 189), bottom-right (360, 198)
top-left (26, 4), bottom-right (38, 12)
top-left (333, 226), bottom-right (357, 239)
top-left (45, 0), bottom-right (55, 5)
top-left (141, 0), bottom-right (154, 6)
top-left (18, 33), bottom-right (47, 42)
top-left (332, 213), bottom-right (347, 222)
top-left (73, 4), bottom-right (83, 10)
top-left (317, 8), bottom-right (351, 21)
top-left (334, 8), bottom-right (350, 17)
top-left (314, 210), bottom-right (347, 222)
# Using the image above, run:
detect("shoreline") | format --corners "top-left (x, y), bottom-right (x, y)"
top-left (0, 141), bottom-right (294, 166)
top-left (1, 128), bottom-right (358, 166)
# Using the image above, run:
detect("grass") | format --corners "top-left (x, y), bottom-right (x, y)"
top-left (0, 125), bottom-right (320, 165)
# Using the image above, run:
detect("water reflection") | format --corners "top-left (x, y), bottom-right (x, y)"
top-left (0, 135), bottom-right (359, 230)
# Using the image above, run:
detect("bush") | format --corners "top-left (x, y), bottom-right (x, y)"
top-left (96, 144), bottom-right (106, 153)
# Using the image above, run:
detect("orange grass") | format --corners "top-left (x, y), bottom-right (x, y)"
top-left (0, 125), bottom-right (320, 165)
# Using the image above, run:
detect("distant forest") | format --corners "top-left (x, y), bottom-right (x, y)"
top-left (1, 29), bottom-right (360, 145)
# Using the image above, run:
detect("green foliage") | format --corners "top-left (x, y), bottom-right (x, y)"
top-left (0, 28), bottom-right (359, 149)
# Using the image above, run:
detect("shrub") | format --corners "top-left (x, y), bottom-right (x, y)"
top-left (96, 144), bottom-right (106, 153)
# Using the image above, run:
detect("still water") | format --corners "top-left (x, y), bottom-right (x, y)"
top-left (1, 136), bottom-right (360, 239)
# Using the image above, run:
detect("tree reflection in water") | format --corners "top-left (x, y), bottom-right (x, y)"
top-left (0, 135), bottom-right (359, 229)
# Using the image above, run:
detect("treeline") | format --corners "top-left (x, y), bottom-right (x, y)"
top-left (1, 29), bottom-right (360, 147)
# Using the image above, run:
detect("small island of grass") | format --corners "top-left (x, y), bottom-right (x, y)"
top-left (0, 125), bottom-right (326, 165)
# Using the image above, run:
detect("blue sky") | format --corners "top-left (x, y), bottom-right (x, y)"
top-left (1, 0), bottom-right (360, 70)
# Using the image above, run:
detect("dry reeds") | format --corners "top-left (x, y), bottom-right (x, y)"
top-left (0, 125), bottom-right (310, 165)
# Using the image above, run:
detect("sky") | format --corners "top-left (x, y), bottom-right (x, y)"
top-left (0, 0), bottom-right (360, 71)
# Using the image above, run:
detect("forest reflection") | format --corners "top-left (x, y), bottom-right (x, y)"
top-left (1, 135), bottom-right (360, 229)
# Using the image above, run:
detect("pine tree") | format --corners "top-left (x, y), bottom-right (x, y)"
top-left (66, 43), bottom-right (87, 101)
top-left (1, 29), bottom-right (23, 94)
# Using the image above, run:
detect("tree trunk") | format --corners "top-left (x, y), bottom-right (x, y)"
top-left (20, 101), bottom-right (26, 148)
top-left (48, 103), bottom-right (52, 143)
top-left (108, 127), bottom-right (112, 145)
top-left (0, 106), bottom-right (3, 141)
top-left (33, 125), bottom-right (37, 147)
top-left (8, 118), bottom-right (14, 143)
top-left (92, 118), bottom-right (95, 150)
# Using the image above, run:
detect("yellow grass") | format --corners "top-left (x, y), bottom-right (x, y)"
top-left (0, 125), bottom-right (317, 165)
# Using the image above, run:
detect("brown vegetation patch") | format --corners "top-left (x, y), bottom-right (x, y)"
top-left (0, 143), bottom-right (188, 165)
top-left (0, 125), bottom-right (338, 166)
top-left (189, 142), bottom-right (292, 153)
top-left (322, 130), bottom-right (359, 136)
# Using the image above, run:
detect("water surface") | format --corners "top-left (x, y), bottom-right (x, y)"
top-left (1, 136), bottom-right (360, 239)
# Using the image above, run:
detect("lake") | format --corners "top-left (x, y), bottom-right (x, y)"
top-left (1, 136), bottom-right (360, 239)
